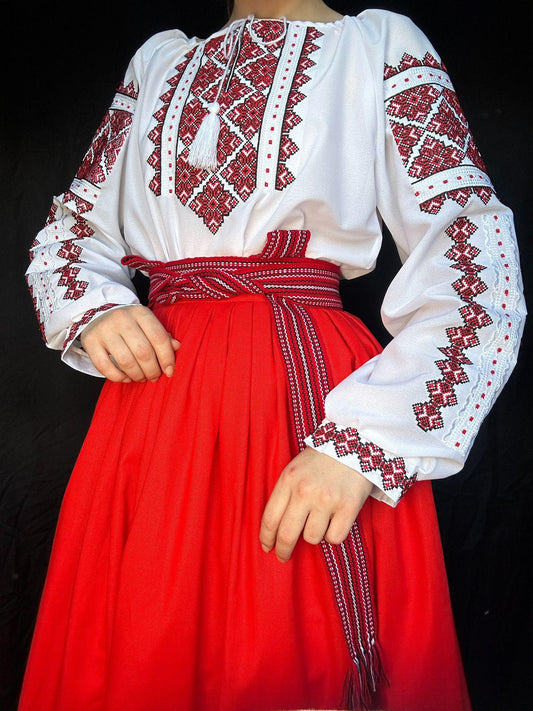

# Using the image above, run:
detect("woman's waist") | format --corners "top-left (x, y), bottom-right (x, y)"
top-left (122, 230), bottom-right (343, 310)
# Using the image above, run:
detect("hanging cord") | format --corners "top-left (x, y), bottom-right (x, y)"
top-left (187, 16), bottom-right (247, 171)
top-left (187, 14), bottom-right (287, 171)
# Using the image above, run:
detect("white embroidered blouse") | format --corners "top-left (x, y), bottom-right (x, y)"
top-left (26, 9), bottom-right (526, 505)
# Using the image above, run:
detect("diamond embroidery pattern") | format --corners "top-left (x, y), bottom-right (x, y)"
top-left (222, 144), bottom-right (257, 201)
top-left (385, 53), bottom-right (494, 213)
top-left (28, 208), bottom-right (96, 339)
top-left (64, 81), bottom-right (138, 214)
top-left (148, 23), bottom-right (322, 233)
top-left (189, 176), bottom-right (238, 234)
top-left (413, 217), bottom-right (492, 431)
top-left (276, 29), bottom-right (322, 190)
top-left (311, 421), bottom-right (416, 497)
top-left (51, 215), bottom-right (95, 301)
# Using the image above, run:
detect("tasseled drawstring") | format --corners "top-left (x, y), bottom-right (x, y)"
top-left (187, 100), bottom-right (221, 171)
top-left (187, 14), bottom-right (287, 171)
top-left (187, 16), bottom-right (248, 171)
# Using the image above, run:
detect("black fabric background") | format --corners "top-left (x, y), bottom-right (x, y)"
top-left (1, 1), bottom-right (531, 709)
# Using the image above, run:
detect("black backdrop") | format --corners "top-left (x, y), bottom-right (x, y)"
top-left (2, 1), bottom-right (532, 709)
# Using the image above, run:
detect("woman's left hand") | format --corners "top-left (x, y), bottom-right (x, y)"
top-left (259, 447), bottom-right (374, 562)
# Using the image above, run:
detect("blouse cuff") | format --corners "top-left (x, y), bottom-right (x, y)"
top-left (60, 303), bottom-right (136, 376)
top-left (304, 419), bottom-right (419, 506)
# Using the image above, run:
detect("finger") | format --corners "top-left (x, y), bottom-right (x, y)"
top-left (81, 306), bottom-right (176, 382)
top-left (81, 307), bottom-right (159, 381)
top-left (135, 311), bottom-right (179, 378)
top-left (274, 500), bottom-right (310, 562)
top-left (107, 354), bottom-right (132, 383)
top-left (302, 509), bottom-right (332, 545)
top-left (91, 306), bottom-right (163, 381)
top-left (116, 322), bottom-right (167, 381)
top-left (106, 334), bottom-right (152, 382)
top-left (324, 504), bottom-right (359, 546)
top-left (259, 479), bottom-right (291, 553)
top-left (83, 342), bottom-right (135, 383)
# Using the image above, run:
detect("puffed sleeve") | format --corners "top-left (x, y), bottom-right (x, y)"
top-left (305, 10), bottom-right (526, 505)
top-left (25, 30), bottom-right (187, 376)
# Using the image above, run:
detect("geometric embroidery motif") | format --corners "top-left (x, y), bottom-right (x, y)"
top-left (148, 22), bottom-right (322, 233)
top-left (28, 208), bottom-right (94, 339)
top-left (412, 216), bottom-right (492, 431)
top-left (276, 28), bottom-right (322, 190)
top-left (311, 420), bottom-right (417, 497)
top-left (62, 302), bottom-right (119, 352)
top-left (63, 80), bottom-right (138, 214)
top-left (384, 52), bottom-right (494, 214)
top-left (52, 215), bottom-right (93, 301)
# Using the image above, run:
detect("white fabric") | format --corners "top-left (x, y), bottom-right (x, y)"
top-left (26, 10), bottom-right (526, 505)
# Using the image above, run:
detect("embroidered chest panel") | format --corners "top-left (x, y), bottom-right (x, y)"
top-left (147, 21), bottom-right (323, 233)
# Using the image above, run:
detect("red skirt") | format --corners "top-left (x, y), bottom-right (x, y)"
top-left (18, 294), bottom-right (471, 711)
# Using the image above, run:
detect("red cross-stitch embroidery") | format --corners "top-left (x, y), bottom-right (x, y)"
top-left (189, 176), bottom-right (238, 233)
top-left (384, 51), bottom-right (445, 79)
top-left (311, 421), bottom-right (416, 496)
top-left (385, 52), bottom-right (494, 213)
top-left (148, 22), bottom-right (321, 233)
top-left (276, 28), bottom-right (322, 190)
top-left (413, 216), bottom-right (492, 431)
top-left (62, 303), bottom-right (119, 353)
top-left (51, 214), bottom-right (93, 302)
top-left (64, 81), bottom-right (138, 214)
top-left (28, 209), bottom-right (95, 339)
top-left (222, 144), bottom-right (257, 201)
top-left (227, 93), bottom-right (267, 139)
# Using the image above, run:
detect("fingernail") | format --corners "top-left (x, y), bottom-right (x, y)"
top-left (165, 366), bottom-right (174, 378)
top-left (261, 543), bottom-right (271, 553)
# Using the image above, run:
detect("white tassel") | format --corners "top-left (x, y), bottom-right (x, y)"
top-left (187, 101), bottom-right (221, 171)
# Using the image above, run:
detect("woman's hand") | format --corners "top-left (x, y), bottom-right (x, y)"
top-left (80, 305), bottom-right (180, 383)
top-left (260, 447), bottom-right (373, 562)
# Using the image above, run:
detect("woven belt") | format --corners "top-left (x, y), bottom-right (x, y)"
top-left (122, 253), bottom-right (342, 310)
top-left (122, 229), bottom-right (382, 707)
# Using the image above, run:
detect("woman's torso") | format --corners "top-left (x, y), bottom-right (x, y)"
top-left (118, 15), bottom-right (382, 278)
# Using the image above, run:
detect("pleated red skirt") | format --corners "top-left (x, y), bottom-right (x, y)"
top-left (18, 294), bottom-right (471, 711)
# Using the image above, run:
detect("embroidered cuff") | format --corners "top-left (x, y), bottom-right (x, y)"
top-left (305, 419), bottom-right (418, 506)
top-left (60, 303), bottom-right (124, 376)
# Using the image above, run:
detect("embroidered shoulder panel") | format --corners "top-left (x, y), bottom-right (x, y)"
top-left (384, 52), bottom-right (494, 213)
top-left (63, 81), bottom-right (139, 214)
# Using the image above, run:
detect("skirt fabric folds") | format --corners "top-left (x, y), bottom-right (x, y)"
top-left (18, 294), bottom-right (471, 711)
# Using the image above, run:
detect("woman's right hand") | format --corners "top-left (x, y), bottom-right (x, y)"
top-left (80, 305), bottom-right (180, 383)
